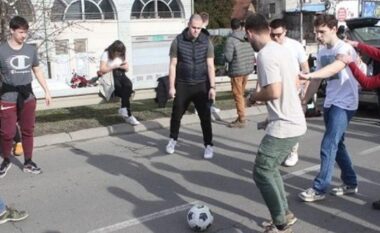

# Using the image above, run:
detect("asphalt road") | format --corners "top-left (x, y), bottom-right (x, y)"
top-left (1, 109), bottom-right (380, 233)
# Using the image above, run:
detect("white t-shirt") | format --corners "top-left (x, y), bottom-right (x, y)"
top-left (257, 41), bottom-right (307, 138)
top-left (316, 40), bottom-right (359, 110)
top-left (282, 37), bottom-right (308, 74)
top-left (100, 51), bottom-right (127, 68)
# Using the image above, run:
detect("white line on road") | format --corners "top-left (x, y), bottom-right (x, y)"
top-left (88, 201), bottom-right (198, 233)
top-left (359, 145), bottom-right (380, 155)
top-left (283, 165), bottom-right (320, 180)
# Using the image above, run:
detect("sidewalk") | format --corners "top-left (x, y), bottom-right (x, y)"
top-left (34, 105), bottom-right (268, 148)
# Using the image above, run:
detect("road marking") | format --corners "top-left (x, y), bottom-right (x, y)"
top-left (283, 165), bottom-right (320, 180)
top-left (88, 201), bottom-right (197, 233)
top-left (359, 145), bottom-right (380, 155)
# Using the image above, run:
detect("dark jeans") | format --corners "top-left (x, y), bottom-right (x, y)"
top-left (113, 71), bottom-right (133, 116)
top-left (170, 82), bottom-right (213, 146)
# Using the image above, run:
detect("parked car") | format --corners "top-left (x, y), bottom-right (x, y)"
top-left (345, 17), bottom-right (380, 110)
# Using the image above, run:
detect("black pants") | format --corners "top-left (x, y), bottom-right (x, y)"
top-left (113, 73), bottom-right (133, 116)
top-left (170, 82), bottom-right (213, 146)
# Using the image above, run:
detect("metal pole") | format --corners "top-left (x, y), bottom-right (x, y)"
top-left (42, 0), bottom-right (52, 79)
top-left (300, 0), bottom-right (303, 43)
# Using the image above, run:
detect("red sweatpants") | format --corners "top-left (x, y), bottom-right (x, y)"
top-left (0, 99), bottom-right (36, 159)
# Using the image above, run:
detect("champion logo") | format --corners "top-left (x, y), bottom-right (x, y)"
top-left (0, 105), bottom-right (15, 111)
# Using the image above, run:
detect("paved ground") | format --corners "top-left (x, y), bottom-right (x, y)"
top-left (1, 106), bottom-right (380, 233)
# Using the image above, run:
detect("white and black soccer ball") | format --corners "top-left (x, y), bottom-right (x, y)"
top-left (187, 204), bottom-right (214, 232)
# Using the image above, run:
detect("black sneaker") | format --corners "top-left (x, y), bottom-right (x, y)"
top-left (23, 160), bottom-right (42, 174)
top-left (0, 159), bottom-right (11, 178)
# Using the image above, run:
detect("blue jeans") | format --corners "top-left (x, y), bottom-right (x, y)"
top-left (0, 197), bottom-right (5, 214)
top-left (313, 105), bottom-right (357, 193)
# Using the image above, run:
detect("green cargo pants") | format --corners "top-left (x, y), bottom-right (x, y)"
top-left (253, 134), bottom-right (301, 226)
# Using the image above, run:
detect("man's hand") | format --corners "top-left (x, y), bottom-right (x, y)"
top-left (299, 72), bottom-right (311, 80)
top-left (208, 88), bottom-right (216, 100)
top-left (344, 39), bottom-right (359, 48)
top-left (336, 54), bottom-right (354, 65)
top-left (45, 92), bottom-right (52, 106)
top-left (168, 87), bottom-right (176, 99)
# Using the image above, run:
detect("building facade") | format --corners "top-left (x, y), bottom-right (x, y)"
top-left (7, 0), bottom-right (192, 89)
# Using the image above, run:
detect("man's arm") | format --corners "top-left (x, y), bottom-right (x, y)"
top-left (168, 57), bottom-right (177, 98)
top-left (32, 66), bottom-right (51, 106)
top-left (251, 82), bottom-right (281, 102)
top-left (299, 60), bottom-right (346, 80)
top-left (223, 38), bottom-right (234, 63)
top-left (300, 61), bottom-right (310, 74)
top-left (207, 57), bottom-right (216, 100)
top-left (301, 79), bottom-right (322, 104)
top-left (349, 62), bottom-right (380, 89)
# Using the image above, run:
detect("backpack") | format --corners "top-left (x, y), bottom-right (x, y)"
top-left (155, 76), bottom-right (169, 108)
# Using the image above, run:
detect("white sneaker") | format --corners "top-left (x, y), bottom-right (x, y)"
top-left (126, 116), bottom-right (140, 126)
top-left (283, 152), bottom-right (298, 167)
top-left (118, 108), bottom-right (129, 118)
top-left (166, 139), bottom-right (177, 154)
top-left (203, 145), bottom-right (214, 159)
top-left (211, 106), bottom-right (220, 113)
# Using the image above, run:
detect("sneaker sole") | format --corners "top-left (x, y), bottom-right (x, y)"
top-left (0, 213), bottom-right (28, 224)
top-left (330, 190), bottom-right (358, 196)
top-left (0, 164), bottom-right (11, 178)
top-left (23, 168), bottom-right (42, 174)
top-left (262, 217), bottom-right (298, 228)
top-left (298, 193), bottom-right (325, 202)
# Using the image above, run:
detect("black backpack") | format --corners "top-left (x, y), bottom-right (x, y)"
top-left (155, 76), bottom-right (169, 108)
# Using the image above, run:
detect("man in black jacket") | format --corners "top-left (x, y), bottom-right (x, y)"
top-left (165, 14), bottom-right (216, 159)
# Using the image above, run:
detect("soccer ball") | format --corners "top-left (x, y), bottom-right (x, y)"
top-left (187, 204), bottom-right (214, 232)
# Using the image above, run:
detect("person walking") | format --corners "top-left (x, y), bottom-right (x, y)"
top-left (165, 14), bottom-right (216, 159)
top-left (336, 39), bottom-right (380, 210)
top-left (298, 14), bottom-right (359, 202)
top-left (0, 197), bottom-right (28, 224)
top-left (98, 40), bottom-right (140, 126)
top-left (269, 18), bottom-right (310, 167)
top-left (0, 16), bottom-right (52, 178)
top-left (245, 13), bottom-right (307, 233)
top-left (224, 18), bottom-right (255, 128)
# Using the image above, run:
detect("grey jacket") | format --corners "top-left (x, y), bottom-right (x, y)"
top-left (224, 30), bottom-right (255, 77)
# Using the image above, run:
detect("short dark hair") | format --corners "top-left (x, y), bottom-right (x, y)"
top-left (231, 18), bottom-right (241, 30)
top-left (269, 18), bottom-right (287, 29)
top-left (9, 16), bottom-right (29, 30)
top-left (314, 14), bottom-right (337, 29)
top-left (244, 13), bottom-right (269, 33)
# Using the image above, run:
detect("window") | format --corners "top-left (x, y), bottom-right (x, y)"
top-left (55, 39), bottom-right (69, 55)
top-left (269, 3), bottom-right (276, 14)
top-left (74, 39), bottom-right (87, 53)
top-left (51, 0), bottom-right (117, 21)
top-left (131, 0), bottom-right (183, 19)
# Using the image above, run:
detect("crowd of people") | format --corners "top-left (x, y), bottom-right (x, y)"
top-left (0, 12), bottom-right (379, 233)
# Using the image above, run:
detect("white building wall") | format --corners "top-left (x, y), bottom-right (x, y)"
top-left (38, 0), bottom-right (192, 89)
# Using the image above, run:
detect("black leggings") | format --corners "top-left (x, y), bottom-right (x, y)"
top-left (113, 73), bottom-right (133, 116)
top-left (170, 82), bottom-right (213, 146)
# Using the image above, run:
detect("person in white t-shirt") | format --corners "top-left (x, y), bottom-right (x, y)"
top-left (269, 18), bottom-right (310, 167)
top-left (245, 13), bottom-right (307, 233)
top-left (298, 14), bottom-right (359, 202)
top-left (98, 40), bottom-right (140, 126)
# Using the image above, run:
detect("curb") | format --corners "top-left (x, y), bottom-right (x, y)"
top-left (34, 105), bottom-right (268, 148)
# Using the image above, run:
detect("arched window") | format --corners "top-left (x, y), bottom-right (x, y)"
top-left (51, 0), bottom-right (116, 21)
top-left (131, 0), bottom-right (183, 19)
